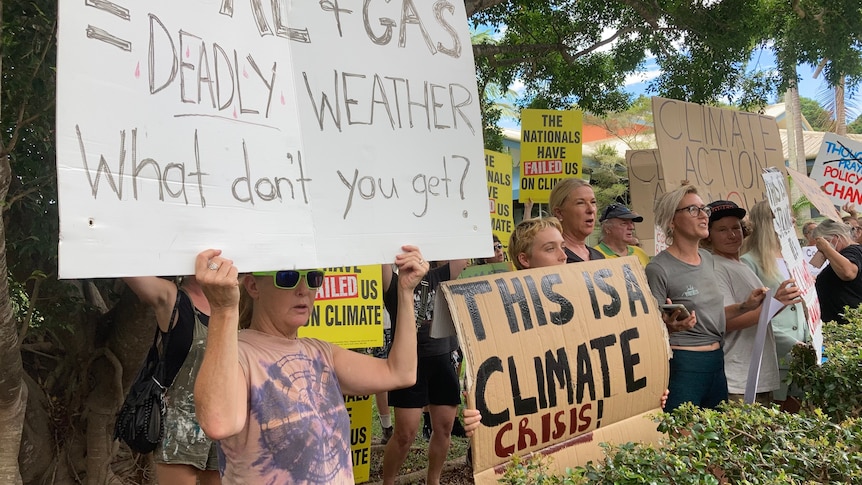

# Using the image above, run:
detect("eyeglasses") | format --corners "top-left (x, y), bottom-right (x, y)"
top-left (675, 205), bottom-right (712, 217)
top-left (493, 243), bottom-right (504, 250)
top-left (252, 270), bottom-right (326, 289)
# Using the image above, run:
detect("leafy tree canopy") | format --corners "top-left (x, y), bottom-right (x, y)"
top-left (468, 0), bottom-right (861, 118)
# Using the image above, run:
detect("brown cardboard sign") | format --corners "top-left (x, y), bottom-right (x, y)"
top-left (626, 149), bottom-right (667, 256)
top-left (434, 257), bottom-right (669, 483)
top-left (652, 97), bottom-right (786, 210)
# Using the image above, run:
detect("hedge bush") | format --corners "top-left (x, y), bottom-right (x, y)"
top-left (499, 311), bottom-right (862, 484)
top-left (789, 312), bottom-right (862, 422)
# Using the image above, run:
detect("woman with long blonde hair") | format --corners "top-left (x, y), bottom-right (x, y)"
top-left (740, 200), bottom-right (809, 404)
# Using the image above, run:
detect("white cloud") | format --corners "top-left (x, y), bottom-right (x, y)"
top-left (624, 69), bottom-right (661, 87)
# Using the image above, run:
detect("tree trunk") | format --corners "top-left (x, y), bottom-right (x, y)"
top-left (786, 85), bottom-right (810, 221)
top-left (0, 120), bottom-right (27, 485)
top-left (836, 76), bottom-right (846, 136)
top-left (0, 1), bottom-right (27, 473)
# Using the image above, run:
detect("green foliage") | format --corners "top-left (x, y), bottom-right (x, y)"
top-left (849, 114), bottom-right (862, 134)
top-left (2, 0), bottom-right (97, 336)
top-left (499, 455), bottom-right (579, 485)
top-left (798, 96), bottom-right (834, 132)
top-left (2, 0), bottom-right (60, 279)
top-left (471, 0), bottom-right (779, 114)
top-left (587, 144), bottom-right (628, 211)
top-left (789, 315), bottom-right (862, 422)
top-left (501, 403), bottom-right (862, 484)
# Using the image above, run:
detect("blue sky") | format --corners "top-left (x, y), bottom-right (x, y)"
top-left (625, 49), bottom-right (827, 102)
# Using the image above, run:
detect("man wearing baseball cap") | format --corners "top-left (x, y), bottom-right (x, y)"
top-left (595, 203), bottom-right (651, 266)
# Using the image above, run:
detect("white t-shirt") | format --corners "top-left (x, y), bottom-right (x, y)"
top-left (713, 256), bottom-right (780, 394)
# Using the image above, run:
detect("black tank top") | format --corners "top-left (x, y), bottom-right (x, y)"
top-left (160, 289), bottom-right (209, 384)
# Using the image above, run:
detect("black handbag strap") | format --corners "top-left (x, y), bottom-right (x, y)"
top-left (152, 289), bottom-right (182, 389)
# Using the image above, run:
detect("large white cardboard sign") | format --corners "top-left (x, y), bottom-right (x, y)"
top-left (57, 1), bottom-right (490, 278)
top-left (626, 149), bottom-right (667, 256)
top-left (433, 257), bottom-right (669, 484)
top-left (762, 169), bottom-right (824, 362)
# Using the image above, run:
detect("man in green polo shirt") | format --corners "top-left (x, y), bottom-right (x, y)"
top-left (595, 203), bottom-right (650, 266)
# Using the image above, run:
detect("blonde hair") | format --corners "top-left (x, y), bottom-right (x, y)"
top-left (549, 178), bottom-right (591, 217)
top-left (238, 280), bottom-right (253, 329)
top-left (740, 200), bottom-right (781, 283)
top-left (654, 185), bottom-right (699, 245)
top-left (509, 217), bottom-right (563, 270)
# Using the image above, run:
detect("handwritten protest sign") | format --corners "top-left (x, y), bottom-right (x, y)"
top-left (807, 133), bottom-right (862, 209)
top-left (626, 149), bottom-right (667, 256)
top-left (299, 265), bottom-right (383, 349)
top-left (519, 109), bottom-right (583, 203)
top-left (432, 257), bottom-right (668, 484)
top-left (652, 97), bottom-right (785, 210)
top-left (56, 1), bottom-right (490, 278)
top-left (486, 150), bottom-right (514, 248)
top-left (785, 165), bottom-right (842, 222)
top-left (762, 169), bottom-right (823, 362)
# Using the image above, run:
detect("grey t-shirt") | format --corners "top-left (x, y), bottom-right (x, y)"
top-left (645, 249), bottom-right (725, 347)
top-left (713, 255), bottom-right (780, 394)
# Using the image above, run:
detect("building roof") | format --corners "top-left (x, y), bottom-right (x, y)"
top-left (780, 130), bottom-right (862, 160)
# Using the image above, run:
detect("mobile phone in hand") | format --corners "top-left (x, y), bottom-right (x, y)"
top-left (659, 303), bottom-right (691, 321)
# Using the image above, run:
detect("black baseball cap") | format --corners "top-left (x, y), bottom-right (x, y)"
top-left (707, 200), bottom-right (746, 223)
top-left (600, 203), bottom-right (644, 223)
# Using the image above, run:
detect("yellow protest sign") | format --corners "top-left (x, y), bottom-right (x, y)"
top-left (344, 395), bottom-right (373, 483)
top-left (519, 109), bottom-right (583, 203)
top-left (300, 265), bottom-right (384, 349)
top-left (486, 149), bottom-right (514, 249)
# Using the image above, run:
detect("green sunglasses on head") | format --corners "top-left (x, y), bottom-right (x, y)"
top-left (252, 270), bottom-right (326, 289)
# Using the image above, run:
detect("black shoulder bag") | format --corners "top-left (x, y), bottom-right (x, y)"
top-left (114, 291), bottom-right (181, 454)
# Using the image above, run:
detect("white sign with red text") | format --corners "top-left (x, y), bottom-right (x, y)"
top-left (808, 133), bottom-right (862, 209)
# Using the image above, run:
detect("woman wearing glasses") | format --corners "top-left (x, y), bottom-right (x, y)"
top-left (645, 185), bottom-right (766, 411)
top-left (192, 247), bottom-right (479, 483)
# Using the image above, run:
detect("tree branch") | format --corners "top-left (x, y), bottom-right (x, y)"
top-left (3, 179), bottom-right (46, 212)
top-left (569, 27), bottom-right (637, 59)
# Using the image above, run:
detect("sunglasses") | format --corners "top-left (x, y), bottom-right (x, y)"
top-left (253, 270), bottom-right (326, 289)
top-left (493, 243), bottom-right (504, 250)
